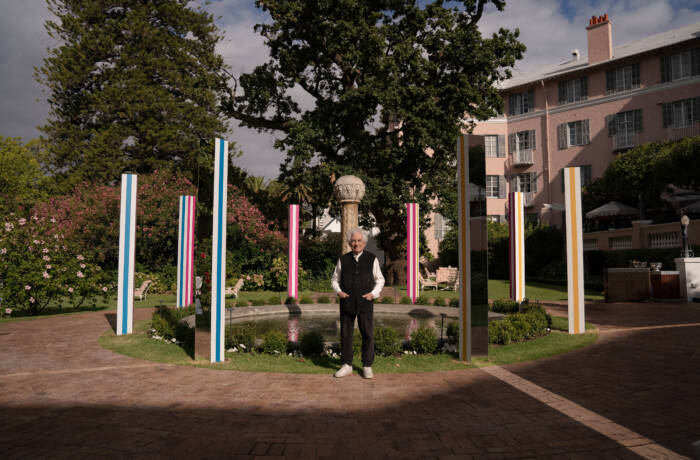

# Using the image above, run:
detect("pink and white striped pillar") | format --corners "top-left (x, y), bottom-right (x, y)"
top-left (177, 195), bottom-right (196, 308)
top-left (406, 202), bottom-right (419, 304)
top-left (288, 204), bottom-right (300, 300)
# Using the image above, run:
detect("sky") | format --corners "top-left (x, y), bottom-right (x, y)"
top-left (1, 0), bottom-right (700, 180)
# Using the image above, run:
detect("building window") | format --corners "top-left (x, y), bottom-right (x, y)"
top-left (607, 109), bottom-right (642, 150)
top-left (558, 77), bottom-right (588, 104)
top-left (433, 213), bottom-right (450, 242)
top-left (662, 97), bottom-right (700, 128)
top-left (511, 173), bottom-right (537, 193)
top-left (486, 175), bottom-right (506, 198)
top-left (508, 130), bottom-right (536, 153)
top-left (557, 120), bottom-right (590, 148)
top-left (484, 135), bottom-right (506, 158)
top-left (606, 63), bottom-right (640, 94)
top-left (560, 165), bottom-right (592, 193)
top-left (661, 48), bottom-right (699, 82)
top-left (509, 88), bottom-right (535, 115)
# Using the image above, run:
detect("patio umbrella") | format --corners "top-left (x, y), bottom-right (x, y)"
top-left (585, 201), bottom-right (638, 219)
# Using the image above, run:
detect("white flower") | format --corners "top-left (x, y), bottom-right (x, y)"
top-left (76, 271), bottom-right (84, 278)
top-left (4, 308), bottom-right (12, 315)
top-left (43, 255), bottom-right (50, 262)
top-left (42, 271), bottom-right (50, 279)
top-left (42, 248), bottom-right (49, 253)
top-left (102, 286), bottom-right (108, 292)
top-left (29, 297), bottom-right (35, 303)
top-left (0, 248), bottom-right (6, 254)
top-left (68, 287), bottom-right (74, 293)
top-left (171, 338), bottom-right (176, 343)
top-left (18, 218), bottom-right (26, 226)
top-left (50, 218), bottom-right (56, 223)
top-left (25, 285), bottom-right (31, 291)
top-left (33, 240), bottom-right (40, 245)
top-left (77, 255), bottom-right (85, 261)
top-left (46, 264), bottom-right (52, 269)
top-left (80, 263), bottom-right (86, 269)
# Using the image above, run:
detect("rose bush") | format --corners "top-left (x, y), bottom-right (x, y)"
top-left (0, 213), bottom-right (111, 315)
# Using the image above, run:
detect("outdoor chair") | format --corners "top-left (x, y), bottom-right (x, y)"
top-left (225, 278), bottom-right (245, 298)
top-left (418, 272), bottom-right (438, 291)
top-left (437, 267), bottom-right (459, 291)
top-left (134, 280), bottom-right (152, 301)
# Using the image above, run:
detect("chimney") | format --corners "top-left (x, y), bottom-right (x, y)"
top-left (586, 14), bottom-right (612, 64)
top-left (571, 49), bottom-right (580, 61)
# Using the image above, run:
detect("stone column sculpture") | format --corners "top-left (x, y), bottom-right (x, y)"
top-left (333, 175), bottom-right (365, 254)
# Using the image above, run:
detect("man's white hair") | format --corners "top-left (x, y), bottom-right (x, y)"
top-left (348, 227), bottom-right (368, 243)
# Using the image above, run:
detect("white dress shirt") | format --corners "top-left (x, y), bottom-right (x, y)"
top-left (330, 251), bottom-right (385, 299)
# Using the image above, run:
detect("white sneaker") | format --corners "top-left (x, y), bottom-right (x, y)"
top-left (362, 367), bottom-right (374, 379)
top-left (334, 364), bottom-right (352, 378)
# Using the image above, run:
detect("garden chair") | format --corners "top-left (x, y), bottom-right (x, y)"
top-left (418, 272), bottom-right (438, 291)
top-left (437, 267), bottom-right (459, 291)
top-left (225, 278), bottom-right (245, 298)
top-left (134, 280), bottom-right (152, 301)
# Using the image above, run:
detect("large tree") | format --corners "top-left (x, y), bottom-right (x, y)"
top-left (37, 0), bottom-right (230, 192)
top-left (225, 0), bottom-right (525, 260)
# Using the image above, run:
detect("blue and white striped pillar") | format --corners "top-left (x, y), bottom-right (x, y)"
top-left (117, 174), bottom-right (137, 335)
top-left (211, 139), bottom-right (228, 362)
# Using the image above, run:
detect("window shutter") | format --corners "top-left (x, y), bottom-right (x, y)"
top-left (691, 47), bottom-right (700, 77)
top-left (530, 172), bottom-right (537, 193)
top-left (662, 103), bottom-right (673, 127)
top-left (631, 63), bottom-right (640, 87)
top-left (498, 176), bottom-right (506, 199)
top-left (509, 94), bottom-right (517, 115)
top-left (497, 134), bottom-right (505, 157)
top-left (580, 76), bottom-right (588, 99)
top-left (509, 133), bottom-right (516, 153)
top-left (606, 69), bottom-right (615, 92)
top-left (660, 55), bottom-right (671, 82)
top-left (530, 130), bottom-right (536, 149)
top-left (558, 123), bottom-right (567, 149)
top-left (634, 109), bottom-right (643, 132)
top-left (693, 97), bottom-right (700, 123)
top-left (606, 114), bottom-right (617, 136)
top-left (560, 169), bottom-right (565, 194)
top-left (558, 82), bottom-right (566, 104)
top-left (582, 119), bottom-right (590, 144)
top-left (581, 165), bottom-right (592, 186)
top-left (526, 89), bottom-right (535, 112)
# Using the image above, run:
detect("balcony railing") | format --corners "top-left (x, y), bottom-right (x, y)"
top-left (609, 236), bottom-right (632, 250)
top-left (648, 231), bottom-right (679, 248)
top-left (667, 122), bottom-right (700, 141)
top-left (613, 132), bottom-right (638, 151)
top-left (506, 149), bottom-right (534, 168)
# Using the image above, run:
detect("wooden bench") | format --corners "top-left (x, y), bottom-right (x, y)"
top-left (225, 278), bottom-right (245, 298)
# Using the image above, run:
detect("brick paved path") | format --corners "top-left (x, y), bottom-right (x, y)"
top-left (1, 302), bottom-right (699, 459)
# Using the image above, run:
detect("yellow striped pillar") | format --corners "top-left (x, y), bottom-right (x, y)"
top-left (508, 192), bottom-right (526, 303)
top-left (457, 134), bottom-right (471, 361)
top-left (564, 167), bottom-right (585, 334)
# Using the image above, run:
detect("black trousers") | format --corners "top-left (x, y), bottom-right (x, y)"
top-left (340, 309), bottom-right (374, 367)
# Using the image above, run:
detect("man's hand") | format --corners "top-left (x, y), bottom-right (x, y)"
top-left (362, 293), bottom-right (375, 301)
top-left (338, 291), bottom-right (349, 298)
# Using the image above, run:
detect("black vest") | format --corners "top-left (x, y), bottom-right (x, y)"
top-left (339, 251), bottom-right (376, 315)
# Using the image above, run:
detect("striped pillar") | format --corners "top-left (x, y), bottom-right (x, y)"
top-left (508, 192), bottom-right (526, 303)
top-left (564, 167), bottom-right (585, 334)
top-left (117, 174), bottom-right (137, 336)
top-left (211, 138), bottom-right (228, 362)
top-left (177, 195), bottom-right (196, 308)
top-left (288, 204), bottom-right (300, 300)
top-left (457, 134), bottom-right (471, 362)
top-left (406, 203), bottom-right (419, 303)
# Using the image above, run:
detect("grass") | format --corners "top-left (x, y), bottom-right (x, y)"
top-left (550, 315), bottom-right (597, 332)
top-left (487, 279), bottom-right (603, 301)
top-left (99, 319), bottom-right (599, 374)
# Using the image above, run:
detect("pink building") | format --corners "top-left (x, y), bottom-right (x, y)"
top-left (471, 15), bottom-right (700, 228)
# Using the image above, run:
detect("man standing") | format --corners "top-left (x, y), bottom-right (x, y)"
top-left (331, 228), bottom-right (385, 378)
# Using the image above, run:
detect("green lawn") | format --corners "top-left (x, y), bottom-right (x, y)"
top-left (99, 319), bottom-right (599, 374)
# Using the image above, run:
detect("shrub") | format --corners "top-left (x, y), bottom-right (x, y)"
top-left (241, 273), bottom-right (264, 291)
top-left (262, 330), bottom-right (288, 354)
top-left (488, 304), bottom-right (551, 345)
top-left (299, 236), bottom-right (340, 279)
top-left (151, 306), bottom-right (194, 341)
top-left (490, 299), bottom-right (519, 314)
top-left (299, 295), bottom-right (313, 304)
top-left (267, 256), bottom-right (308, 291)
top-left (416, 295), bottom-right (432, 305)
top-left (378, 296), bottom-right (393, 304)
top-left (400, 295), bottom-right (411, 304)
top-left (250, 298), bottom-right (266, 306)
top-left (489, 320), bottom-right (517, 345)
top-left (317, 295), bottom-right (330, 304)
top-left (284, 296), bottom-right (296, 304)
top-left (449, 298), bottom-right (459, 308)
top-left (433, 297), bottom-right (447, 307)
top-left (374, 326), bottom-right (400, 356)
top-left (446, 322), bottom-right (459, 345)
top-left (300, 330), bottom-right (325, 356)
top-left (410, 325), bottom-right (438, 354)
top-left (226, 323), bottom-right (256, 351)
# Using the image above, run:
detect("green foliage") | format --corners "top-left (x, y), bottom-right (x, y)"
top-left (488, 304), bottom-right (551, 345)
top-left (0, 137), bottom-right (47, 213)
top-left (226, 323), bottom-right (256, 352)
top-left (317, 295), bottom-right (330, 304)
top-left (410, 325), bottom-right (438, 354)
top-left (400, 296), bottom-right (412, 304)
top-left (416, 295), bottom-right (432, 305)
top-left (298, 295), bottom-right (313, 304)
top-left (449, 298), bottom-right (460, 308)
top-left (150, 306), bottom-right (194, 342)
top-left (266, 256), bottom-right (309, 292)
top-left (488, 320), bottom-right (516, 345)
top-left (374, 326), bottom-right (400, 356)
top-left (352, 329), bottom-right (362, 356)
top-left (299, 330), bottom-right (325, 356)
top-left (228, 0), bottom-right (525, 259)
top-left (438, 228), bottom-right (458, 267)
top-left (267, 295), bottom-right (281, 305)
top-left (0, 213), bottom-right (112, 315)
top-left (446, 322), bottom-right (459, 345)
top-left (250, 299), bottom-right (266, 306)
top-left (299, 236), bottom-right (340, 279)
top-left (433, 297), bottom-right (447, 307)
top-left (378, 296), bottom-right (393, 304)
top-left (37, 0), bottom-right (230, 191)
top-left (262, 330), bottom-right (288, 354)
top-left (490, 299), bottom-right (519, 314)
